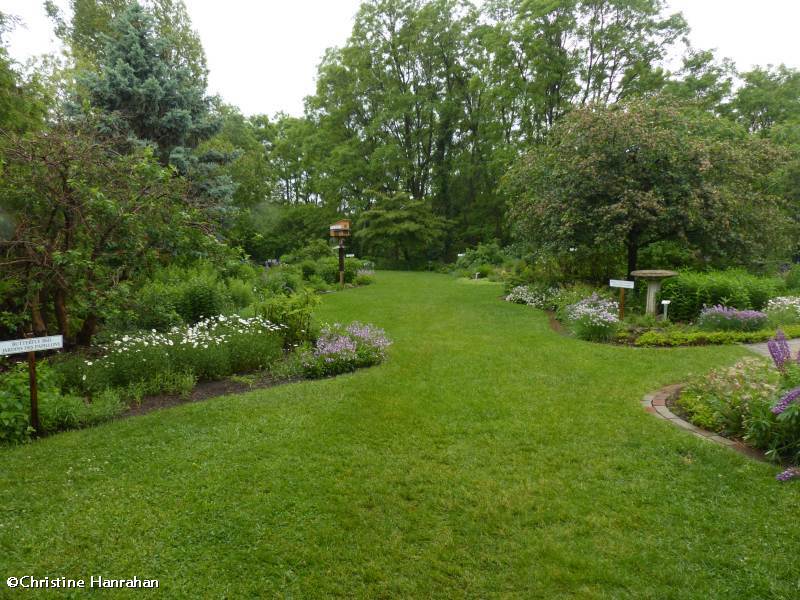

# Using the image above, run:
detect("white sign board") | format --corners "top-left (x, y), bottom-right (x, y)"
top-left (609, 279), bottom-right (635, 289)
top-left (0, 335), bottom-right (63, 356)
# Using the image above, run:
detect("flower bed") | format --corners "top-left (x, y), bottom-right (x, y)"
top-left (565, 293), bottom-right (620, 341)
top-left (66, 315), bottom-right (287, 397)
top-left (504, 285), bottom-right (559, 309)
top-left (2, 317), bottom-right (393, 444)
top-left (301, 322), bottom-right (391, 378)
top-left (765, 296), bottom-right (800, 326)
top-left (697, 305), bottom-right (767, 331)
top-left (677, 330), bottom-right (800, 481)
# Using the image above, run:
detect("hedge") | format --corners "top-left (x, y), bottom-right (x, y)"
top-left (634, 325), bottom-right (800, 347)
top-left (659, 270), bottom-right (785, 322)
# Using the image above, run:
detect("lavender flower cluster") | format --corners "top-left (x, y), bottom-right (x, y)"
top-left (766, 330), bottom-right (800, 415)
top-left (566, 293), bottom-right (620, 326)
top-left (777, 467), bottom-right (800, 482)
top-left (767, 329), bottom-right (794, 371)
top-left (697, 305), bottom-right (768, 332)
top-left (505, 285), bottom-right (559, 309)
top-left (303, 322), bottom-right (391, 377)
top-left (771, 387), bottom-right (800, 415)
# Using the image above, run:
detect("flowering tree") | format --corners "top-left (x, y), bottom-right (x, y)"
top-left (505, 98), bottom-right (793, 276)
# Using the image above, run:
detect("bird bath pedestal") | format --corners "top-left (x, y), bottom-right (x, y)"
top-left (630, 270), bottom-right (678, 316)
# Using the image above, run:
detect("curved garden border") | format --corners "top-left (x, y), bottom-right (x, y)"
top-left (641, 384), bottom-right (766, 462)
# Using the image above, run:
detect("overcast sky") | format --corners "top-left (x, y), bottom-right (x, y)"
top-left (5, 0), bottom-right (800, 117)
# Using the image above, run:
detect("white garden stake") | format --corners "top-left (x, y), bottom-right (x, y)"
top-left (662, 299), bottom-right (671, 321)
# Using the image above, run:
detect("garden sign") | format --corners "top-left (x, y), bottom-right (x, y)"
top-left (0, 335), bottom-right (63, 433)
top-left (609, 279), bottom-right (635, 320)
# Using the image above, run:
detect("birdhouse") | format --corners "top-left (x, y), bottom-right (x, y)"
top-left (330, 220), bottom-right (351, 238)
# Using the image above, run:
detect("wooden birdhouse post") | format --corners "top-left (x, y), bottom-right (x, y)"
top-left (329, 220), bottom-right (351, 286)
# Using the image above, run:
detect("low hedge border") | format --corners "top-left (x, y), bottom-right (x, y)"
top-left (634, 324), bottom-right (800, 347)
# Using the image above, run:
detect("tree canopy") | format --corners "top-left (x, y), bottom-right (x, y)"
top-left (504, 99), bottom-right (793, 277)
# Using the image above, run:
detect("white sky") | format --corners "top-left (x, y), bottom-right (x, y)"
top-left (4, 0), bottom-right (800, 117)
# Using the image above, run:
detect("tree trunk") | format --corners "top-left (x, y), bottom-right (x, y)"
top-left (54, 288), bottom-right (69, 341)
top-left (30, 290), bottom-right (47, 336)
top-left (76, 313), bottom-right (97, 347)
top-left (627, 237), bottom-right (639, 278)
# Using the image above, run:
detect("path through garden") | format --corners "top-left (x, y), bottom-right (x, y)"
top-left (0, 272), bottom-right (796, 597)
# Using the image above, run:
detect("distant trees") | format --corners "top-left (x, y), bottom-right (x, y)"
top-left (505, 99), bottom-right (793, 278)
top-left (355, 193), bottom-right (447, 266)
top-left (300, 0), bottom-right (689, 256)
top-left (0, 12), bottom-right (49, 133)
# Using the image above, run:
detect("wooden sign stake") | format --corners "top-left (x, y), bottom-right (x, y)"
top-left (619, 288), bottom-right (625, 321)
top-left (25, 333), bottom-right (40, 433)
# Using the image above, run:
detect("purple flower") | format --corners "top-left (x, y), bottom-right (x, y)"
top-left (777, 467), bottom-right (799, 482)
top-left (768, 329), bottom-right (792, 371)
top-left (771, 386), bottom-right (800, 415)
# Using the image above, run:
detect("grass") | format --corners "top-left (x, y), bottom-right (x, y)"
top-left (1, 271), bottom-right (798, 598)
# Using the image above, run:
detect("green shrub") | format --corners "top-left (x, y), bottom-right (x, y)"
top-left (0, 364), bottom-right (34, 443)
top-left (785, 264), bottom-right (800, 291)
top-left (132, 281), bottom-right (184, 331)
top-left (354, 273), bottom-right (374, 286)
top-left (280, 239), bottom-right (334, 263)
top-left (175, 274), bottom-right (229, 324)
top-left (0, 363), bottom-right (126, 443)
top-left (300, 259), bottom-right (318, 280)
top-left (660, 270), bottom-right (784, 322)
top-left (454, 242), bottom-right (508, 273)
top-left (40, 387), bottom-right (126, 432)
top-left (263, 265), bottom-right (305, 295)
top-left (251, 291), bottom-right (319, 347)
top-left (314, 258), bottom-right (361, 285)
top-left (634, 324), bottom-right (800, 346)
top-left (227, 278), bottom-right (256, 310)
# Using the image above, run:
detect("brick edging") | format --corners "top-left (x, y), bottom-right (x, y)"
top-left (642, 385), bottom-right (766, 462)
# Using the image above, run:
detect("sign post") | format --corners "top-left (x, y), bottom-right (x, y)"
top-left (609, 279), bottom-right (635, 321)
top-left (0, 334), bottom-right (63, 433)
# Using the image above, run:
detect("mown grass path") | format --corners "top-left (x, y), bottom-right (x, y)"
top-left (1, 272), bottom-right (797, 598)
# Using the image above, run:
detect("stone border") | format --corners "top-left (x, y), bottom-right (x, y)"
top-left (642, 384), bottom-right (766, 462)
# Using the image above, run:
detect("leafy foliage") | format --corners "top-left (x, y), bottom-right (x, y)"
top-left (660, 270), bottom-right (784, 322)
top-left (505, 98), bottom-right (793, 277)
top-left (0, 120), bottom-right (194, 345)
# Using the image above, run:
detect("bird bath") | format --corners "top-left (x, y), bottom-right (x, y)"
top-left (630, 270), bottom-right (678, 316)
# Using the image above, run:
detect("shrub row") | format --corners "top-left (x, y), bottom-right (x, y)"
top-left (660, 270), bottom-right (784, 322)
top-left (634, 324), bottom-right (800, 347)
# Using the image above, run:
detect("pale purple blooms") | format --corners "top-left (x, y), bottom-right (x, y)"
top-left (566, 293), bottom-right (619, 326)
top-left (767, 329), bottom-right (793, 371)
top-left (346, 322), bottom-right (392, 351)
top-left (777, 467), bottom-right (799, 482)
top-left (771, 386), bottom-right (800, 415)
top-left (303, 322), bottom-right (391, 372)
top-left (697, 305), bottom-right (767, 331)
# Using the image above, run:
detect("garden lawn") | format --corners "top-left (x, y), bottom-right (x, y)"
top-left (1, 272), bottom-right (798, 598)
